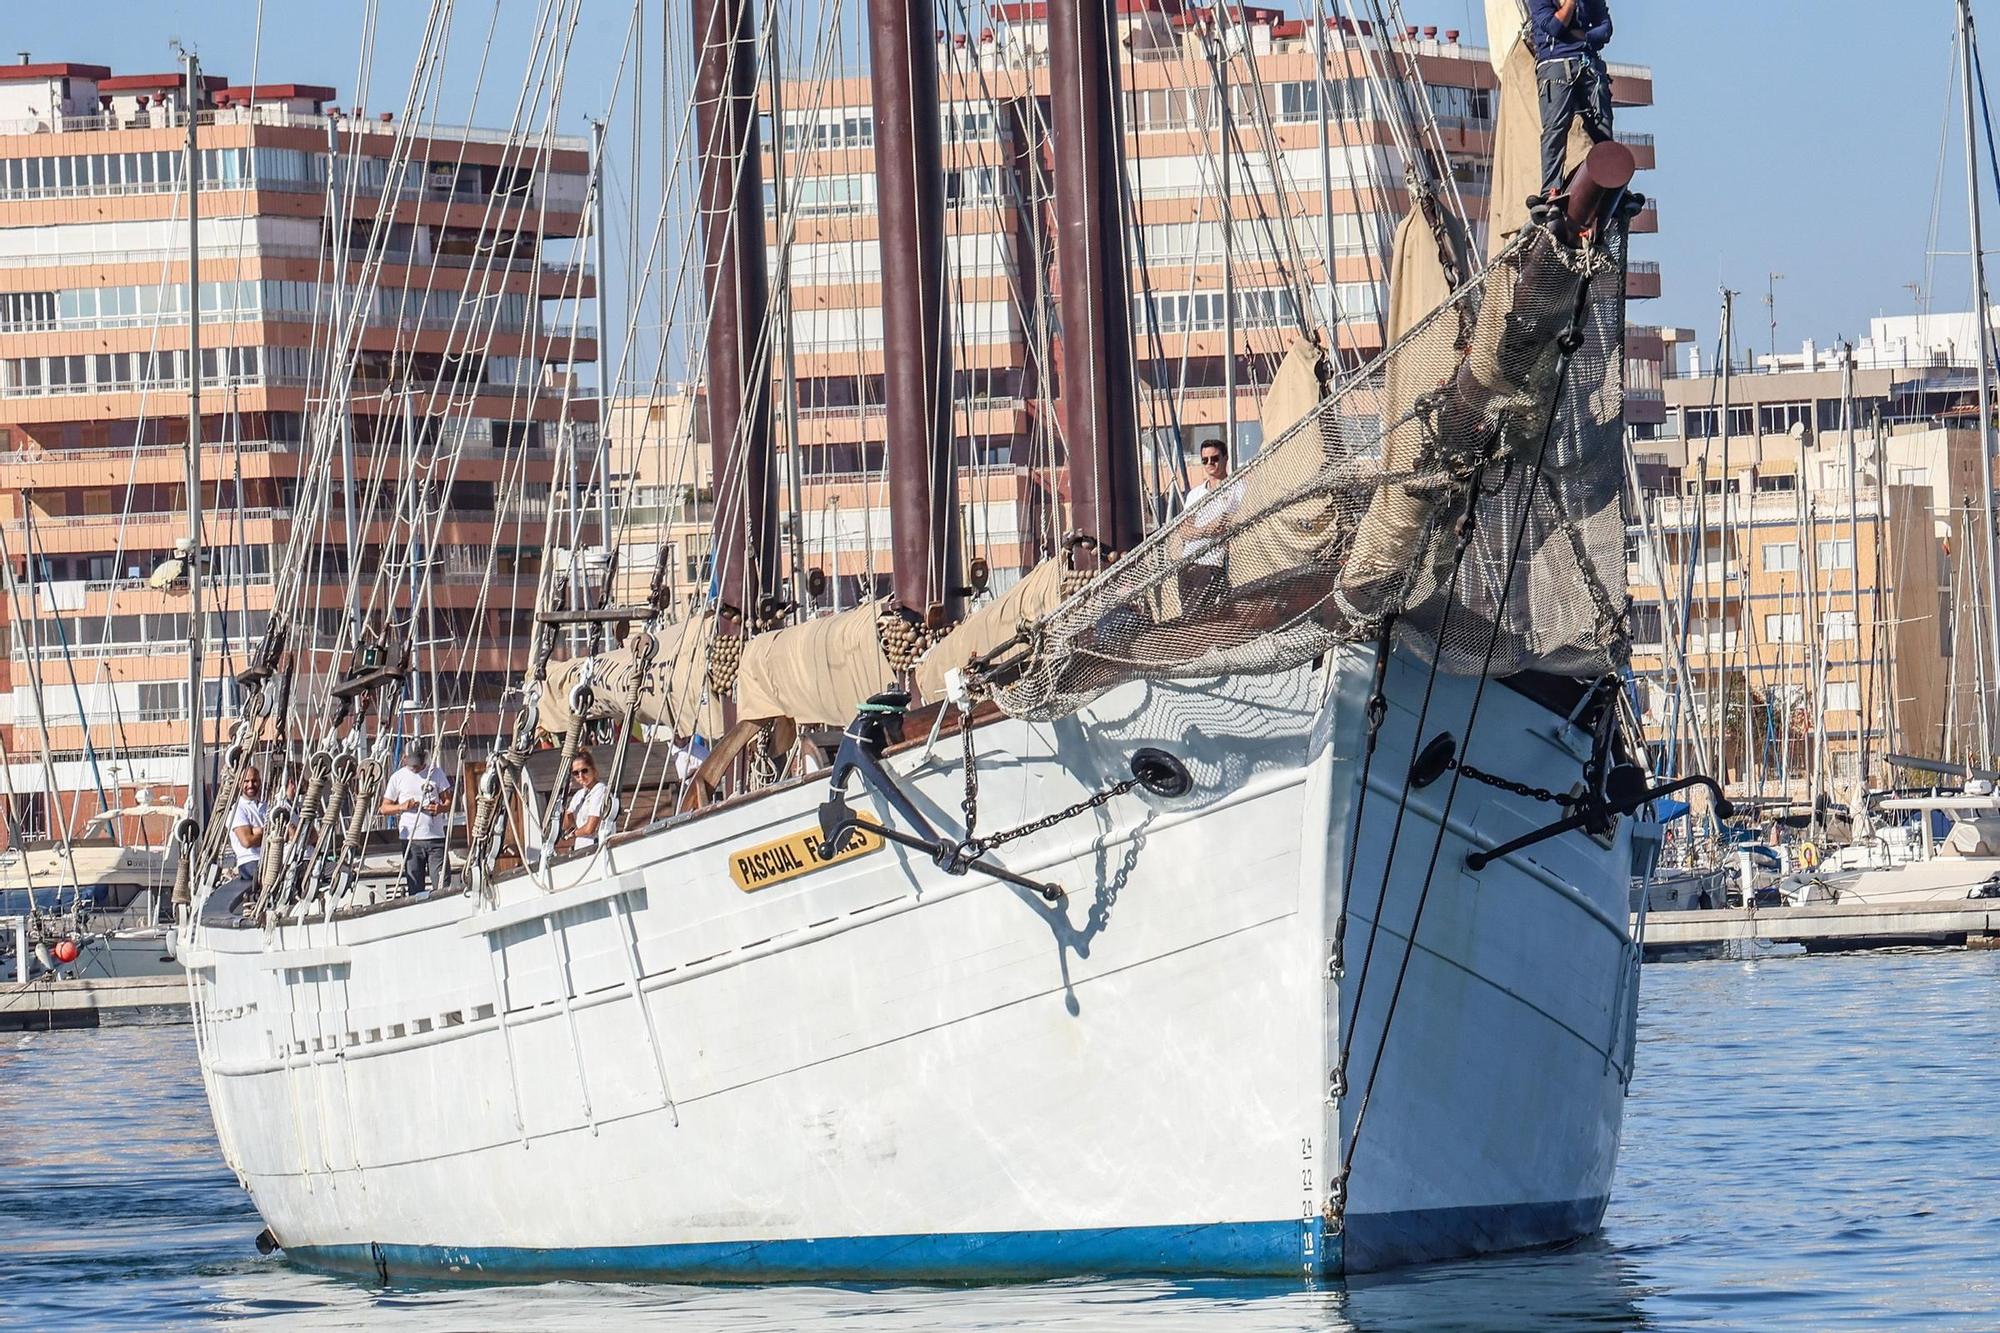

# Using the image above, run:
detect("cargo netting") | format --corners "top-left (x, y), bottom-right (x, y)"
top-left (994, 218), bottom-right (1632, 722)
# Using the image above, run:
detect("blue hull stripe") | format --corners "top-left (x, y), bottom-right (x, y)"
top-left (292, 1220), bottom-right (1333, 1284)
top-left (284, 1196), bottom-right (1609, 1285)
top-left (1344, 1195), bottom-right (1610, 1274)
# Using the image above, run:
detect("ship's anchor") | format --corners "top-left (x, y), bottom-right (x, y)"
top-left (816, 693), bottom-right (1190, 903)
top-left (1444, 738), bottom-right (1733, 872)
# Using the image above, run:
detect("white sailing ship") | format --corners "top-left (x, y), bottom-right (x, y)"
top-left (171, 0), bottom-right (1697, 1282)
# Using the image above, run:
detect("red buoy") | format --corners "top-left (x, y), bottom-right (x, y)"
top-left (52, 938), bottom-right (80, 965)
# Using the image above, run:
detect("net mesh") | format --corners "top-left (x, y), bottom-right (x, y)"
top-left (995, 217), bottom-right (1632, 723)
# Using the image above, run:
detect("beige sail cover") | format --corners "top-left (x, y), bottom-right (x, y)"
top-left (1484, 0), bottom-right (1522, 72)
top-left (539, 614), bottom-right (727, 738)
top-left (735, 604), bottom-right (895, 728)
top-left (1336, 208), bottom-right (1466, 601)
top-left (1486, 5), bottom-right (1603, 261)
top-left (1260, 336), bottom-right (1326, 441)
top-left (913, 557), bottom-right (1070, 700)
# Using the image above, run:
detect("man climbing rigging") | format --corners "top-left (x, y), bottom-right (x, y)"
top-left (1529, 0), bottom-right (1614, 196)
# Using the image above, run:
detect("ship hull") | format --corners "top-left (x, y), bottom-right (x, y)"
top-left (183, 648), bottom-right (1638, 1283)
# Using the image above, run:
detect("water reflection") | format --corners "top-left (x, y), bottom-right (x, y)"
top-left (182, 1250), bottom-right (1655, 1332)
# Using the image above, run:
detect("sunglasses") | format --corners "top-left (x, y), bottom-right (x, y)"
top-left (571, 766), bottom-right (594, 778)
top-left (1201, 455), bottom-right (1225, 465)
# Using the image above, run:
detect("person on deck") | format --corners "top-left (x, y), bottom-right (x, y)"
top-left (378, 737), bottom-right (452, 897)
top-left (229, 767), bottom-right (267, 906)
top-left (558, 748), bottom-right (619, 853)
top-left (1180, 439), bottom-right (1243, 614)
top-left (1529, 0), bottom-right (1614, 196)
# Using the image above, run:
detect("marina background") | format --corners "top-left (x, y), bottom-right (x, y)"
top-left (0, 0), bottom-right (1963, 349)
top-left (7, 950), bottom-right (1998, 1331)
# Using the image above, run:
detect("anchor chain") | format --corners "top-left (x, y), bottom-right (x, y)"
top-left (953, 725), bottom-right (1139, 870)
top-left (1447, 757), bottom-right (1580, 808)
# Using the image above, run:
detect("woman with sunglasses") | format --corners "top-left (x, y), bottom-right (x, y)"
top-left (557, 749), bottom-right (619, 852)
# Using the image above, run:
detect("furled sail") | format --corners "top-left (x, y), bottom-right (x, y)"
top-left (735, 605), bottom-right (895, 728)
top-left (913, 557), bottom-right (1072, 701)
top-left (539, 604), bottom-right (897, 735)
top-left (538, 615), bottom-right (729, 738)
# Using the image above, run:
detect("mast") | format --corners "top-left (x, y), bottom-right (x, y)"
top-left (1717, 290), bottom-right (1733, 794)
top-left (1314, 0), bottom-right (1336, 337)
top-left (588, 115), bottom-right (617, 650)
top-left (183, 51), bottom-right (206, 822)
top-left (1792, 438), bottom-right (1815, 801)
top-left (325, 116), bottom-right (362, 650)
top-left (1842, 344), bottom-right (1864, 790)
top-left (402, 392), bottom-right (427, 717)
top-left (764, 19), bottom-right (808, 617)
top-left (866, 0), bottom-right (962, 623)
top-left (692, 0), bottom-right (777, 623)
top-left (1960, 0), bottom-right (2000, 765)
top-left (1047, 0), bottom-right (1144, 560)
top-left (1808, 490), bottom-right (1828, 835)
top-left (1212, 25), bottom-right (1237, 460)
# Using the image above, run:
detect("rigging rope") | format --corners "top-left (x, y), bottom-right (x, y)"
top-left (1338, 272), bottom-right (1603, 1192)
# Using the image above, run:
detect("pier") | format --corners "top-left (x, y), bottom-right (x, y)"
top-left (1639, 900), bottom-right (2000, 960)
top-left (1, 916), bottom-right (188, 1030)
top-left (0, 974), bottom-right (188, 1031)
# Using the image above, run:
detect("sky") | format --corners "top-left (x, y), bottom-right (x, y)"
top-left (1, 0), bottom-right (1990, 357)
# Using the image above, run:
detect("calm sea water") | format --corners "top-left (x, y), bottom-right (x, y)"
top-left (3, 951), bottom-right (1997, 1331)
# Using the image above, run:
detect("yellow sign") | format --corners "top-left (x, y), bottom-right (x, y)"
top-left (728, 825), bottom-right (884, 892)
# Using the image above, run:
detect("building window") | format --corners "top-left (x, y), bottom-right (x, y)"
top-left (1629, 604), bottom-right (1663, 644)
top-left (1684, 407), bottom-right (1718, 438)
top-left (1824, 682), bottom-right (1861, 712)
top-left (1756, 472), bottom-right (1797, 492)
top-left (1763, 542), bottom-right (1799, 572)
top-left (1824, 609), bottom-right (1858, 641)
top-left (1817, 397), bottom-right (1888, 433)
top-left (1816, 539), bottom-right (1855, 570)
top-left (1756, 401), bottom-right (1813, 436)
top-left (1763, 612), bottom-right (1803, 643)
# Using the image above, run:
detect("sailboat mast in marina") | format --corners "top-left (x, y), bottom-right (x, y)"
top-left (172, 0), bottom-right (1712, 1282)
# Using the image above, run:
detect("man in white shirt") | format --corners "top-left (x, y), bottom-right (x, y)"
top-left (558, 748), bottom-right (619, 852)
top-left (379, 737), bottom-right (452, 897)
top-left (1180, 439), bottom-right (1243, 613)
top-left (229, 767), bottom-right (267, 907)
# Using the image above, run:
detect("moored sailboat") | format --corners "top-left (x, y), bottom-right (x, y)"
top-left (174, 0), bottom-right (1700, 1282)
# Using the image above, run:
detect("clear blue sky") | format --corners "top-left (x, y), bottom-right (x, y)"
top-left (3, 0), bottom-right (1988, 355)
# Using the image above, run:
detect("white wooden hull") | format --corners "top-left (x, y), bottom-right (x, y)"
top-left (181, 650), bottom-right (1638, 1281)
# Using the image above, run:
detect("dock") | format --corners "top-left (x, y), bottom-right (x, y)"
top-left (1, 915), bottom-right (189, 1030)
top-left (0, 973), bottom-right (188, 1030)
top-left (1639, 899), bottom-right (2000, 960)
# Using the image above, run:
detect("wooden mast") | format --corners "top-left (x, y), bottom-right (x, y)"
top-left (183, 51), bottom-right (207, 824)
top-left (1047, 0), bottom-right (1143, 561)
top-left (1959, 0), bottom-right (2000, 766)
top-left (693, 0), bottom-right (777, 623)
top-left (866, 0), bottom-right (962, 624)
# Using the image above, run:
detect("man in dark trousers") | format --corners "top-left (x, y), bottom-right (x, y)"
top-left (1529, 0), bottom-right (1614, 195)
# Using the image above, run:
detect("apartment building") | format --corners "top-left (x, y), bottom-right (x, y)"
top-left (1627, 341), bottom-right (1999, 791)
top-left (0, 60), bottom-right (596, 842)
top-left (720, 3), bottom-right (1660, 602)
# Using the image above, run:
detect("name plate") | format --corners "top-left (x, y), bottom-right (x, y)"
top-left (729, 826), bottom-right (883, 892)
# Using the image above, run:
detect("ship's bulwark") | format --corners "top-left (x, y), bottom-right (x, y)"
top-left (184, 649), bottom-right (1637, 1282)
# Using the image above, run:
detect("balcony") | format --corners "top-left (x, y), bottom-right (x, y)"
top-left (4, 505), bottom-right (292, 531)
top-left (1626, 261), bottom-right (1661, 301)
top-left (1616, 131), bottom-right (1655, 170)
